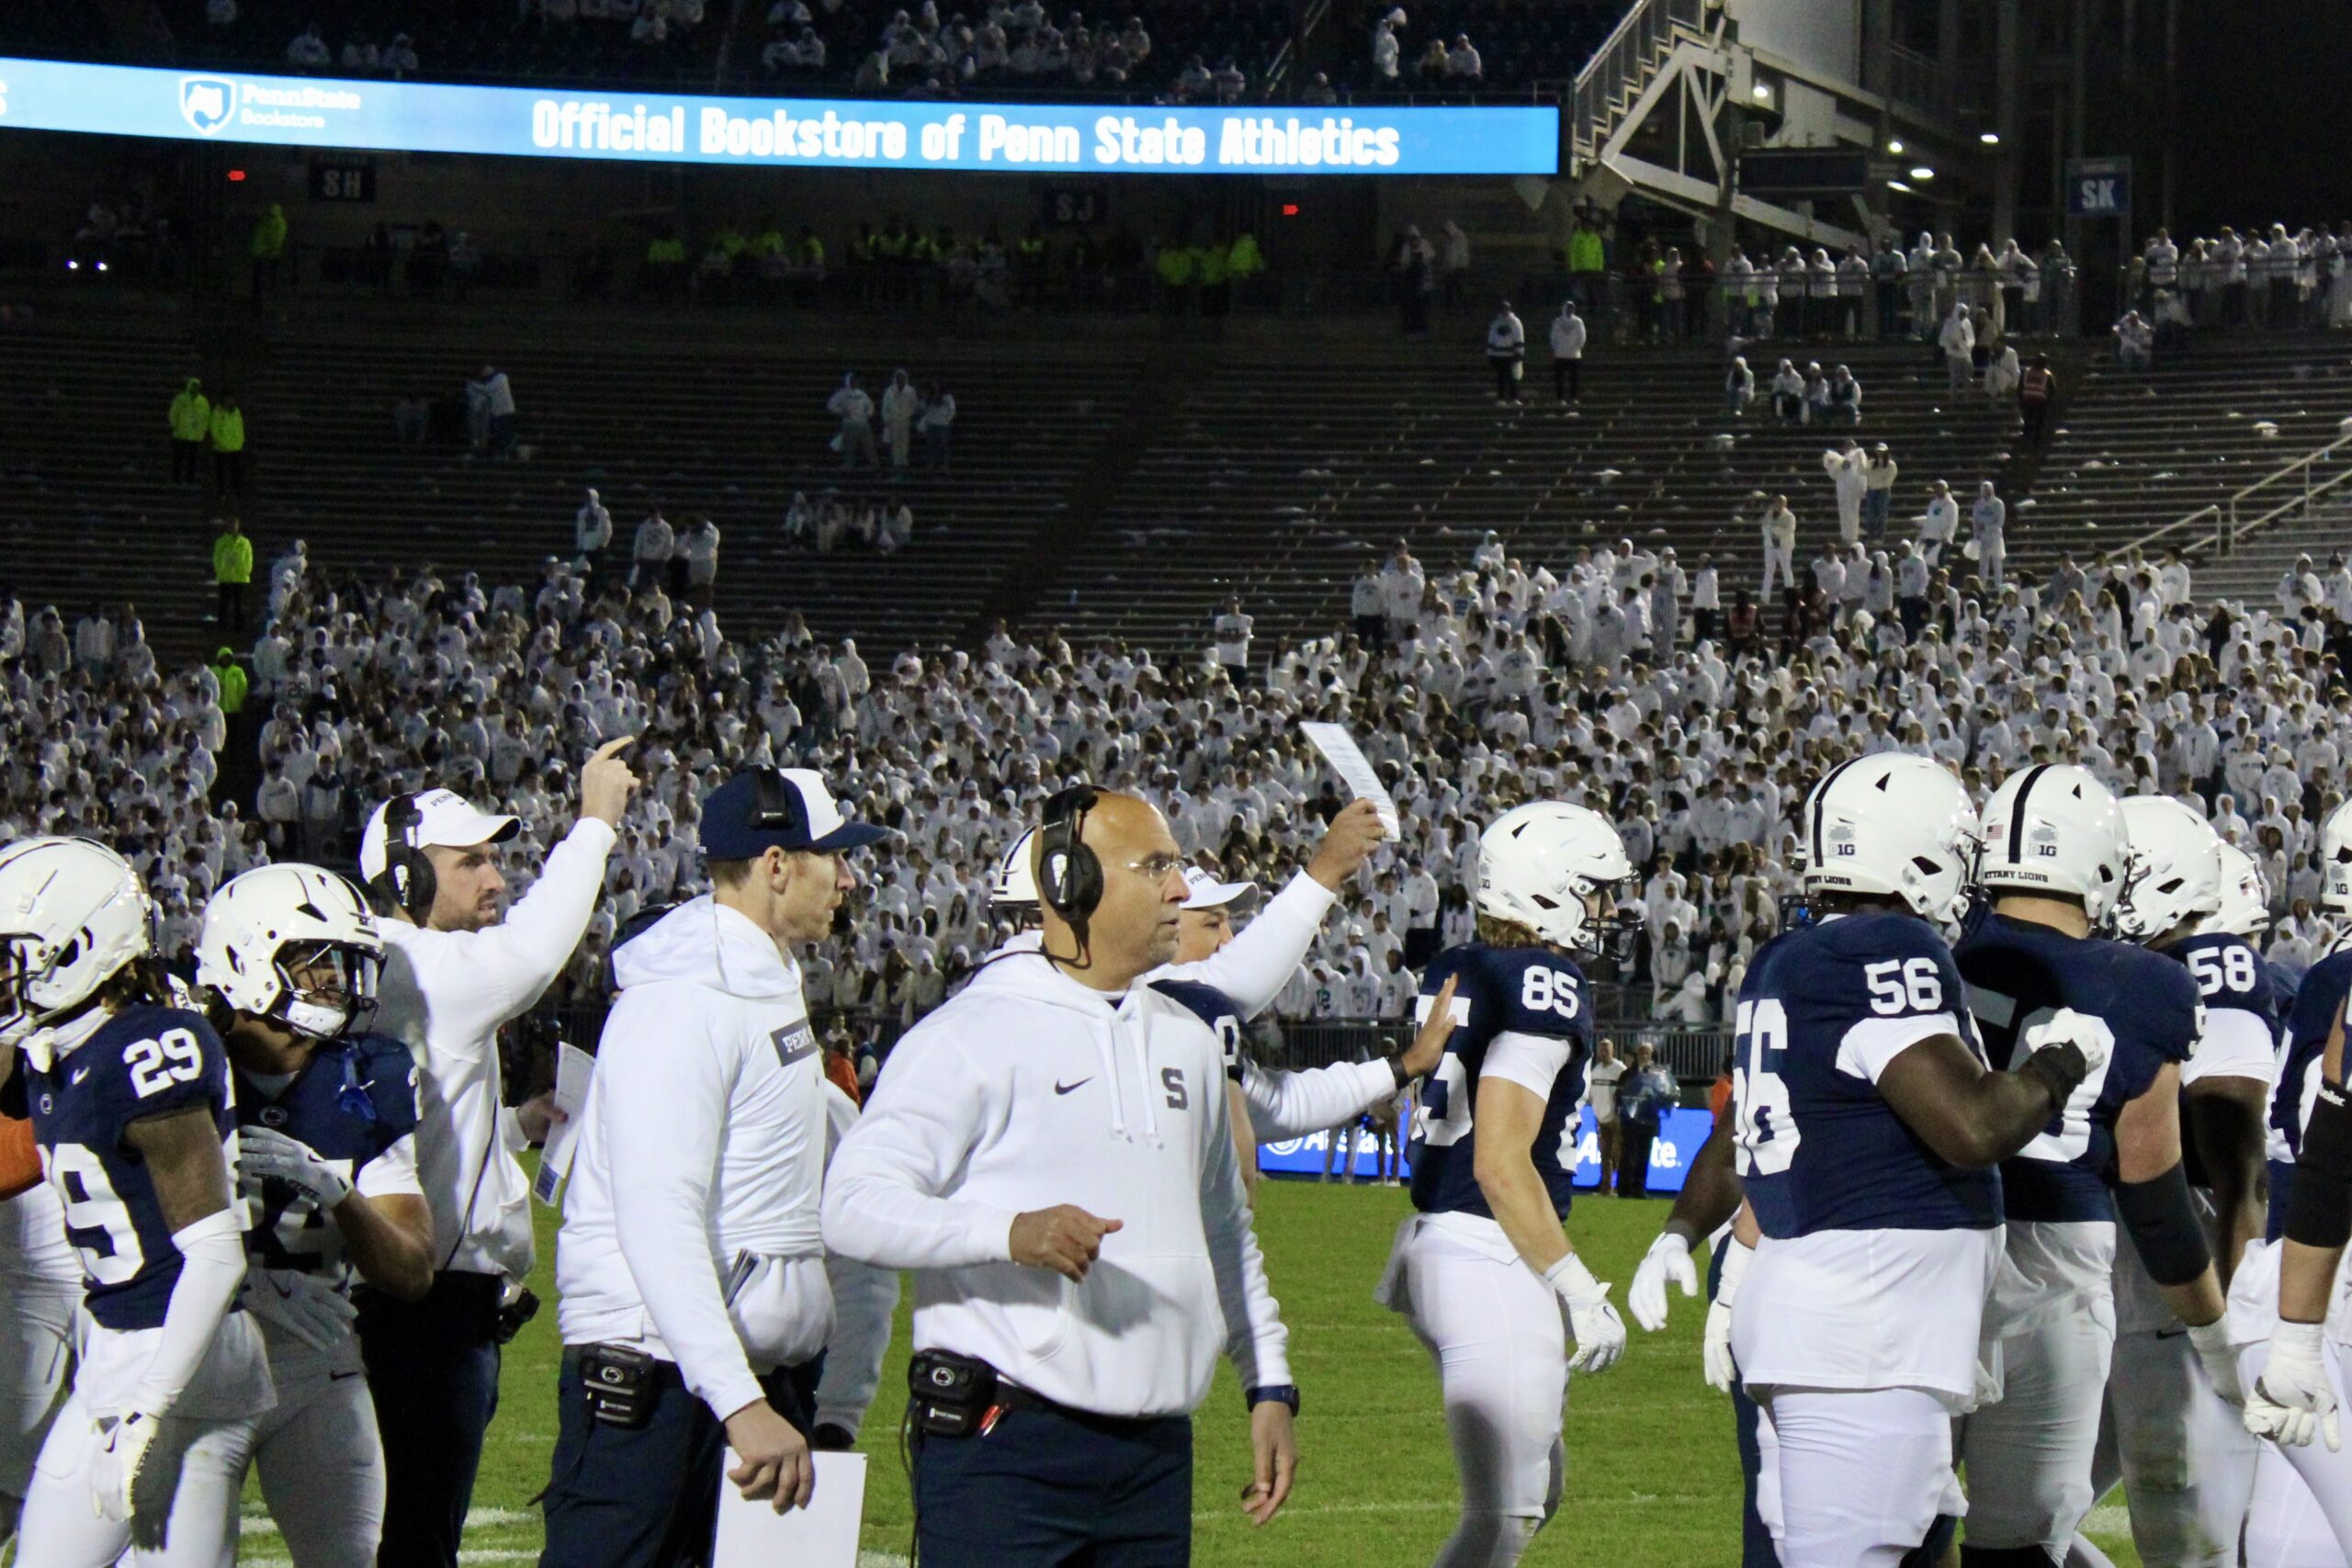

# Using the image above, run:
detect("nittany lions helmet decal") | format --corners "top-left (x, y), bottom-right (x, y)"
top-left (1978, 763), bottom-right (2132, 931)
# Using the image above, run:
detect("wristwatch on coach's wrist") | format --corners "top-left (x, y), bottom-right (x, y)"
top-left (1246, 1383), bottom-right (1302, 1415)
top-left (1385, 1054), bottom-right (1411, 1093)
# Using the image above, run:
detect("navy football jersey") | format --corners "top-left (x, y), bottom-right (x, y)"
top-left (1737, 912), bottom-right (2001, 1237)
top-left (2, 1005), bottom-right (238, 1331)
top-left (2269, 950), bottom-right (2346, 1238)
top-left (1955, 914), bottom-right (2198, 1222)
top-left (2172, 931), bottom-right (2287, 1042)
top-left (1408, 942), bottom-right (1593, 1221)
top-left (235, 1032), bottom-right (420, 1291)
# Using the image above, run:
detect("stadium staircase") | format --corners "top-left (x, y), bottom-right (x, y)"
top-left (2039, 333), bottom-right (2352, 586)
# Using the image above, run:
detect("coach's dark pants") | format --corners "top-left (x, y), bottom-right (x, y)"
top-left (915, 1404), bottom-right (1192, 1567)
top-left (1618, 1122), bottom-right (1657, 1198)
top-left (540, 1350), bottom-right (821, 1568)
top-left (357, 1270), bottom-right (504, 1568)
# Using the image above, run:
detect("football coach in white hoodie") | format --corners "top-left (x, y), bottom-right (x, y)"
top-left (823, 784), bottom-right (1297, 1567)
top-left (543, 767), bottom-right (885, 1567)
top-left (356, 737), bottom-right (637, 1568)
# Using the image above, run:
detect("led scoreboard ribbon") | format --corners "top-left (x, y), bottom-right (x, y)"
top-left (0, 56), bottom-right (1559, 175)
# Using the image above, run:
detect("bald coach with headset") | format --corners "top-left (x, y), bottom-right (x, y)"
top-left (356, 738), bottom-right (639, 1568)
top-left (824, 782), bottom-right (1296, 1567)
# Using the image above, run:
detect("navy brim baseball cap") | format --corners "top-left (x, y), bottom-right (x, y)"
top-left (701, 768), bottom-right (890, 858)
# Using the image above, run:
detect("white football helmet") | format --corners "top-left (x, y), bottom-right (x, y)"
top-left (197, 864), bottom-right (383, 1042)
top-left (0, 838), bottom-right (154, 1041)
top-left (1476, 801), bottom-right (1635, 959)
top-left (1801, 752), bottom-right (1980, 925)
top-left (2207, 841), bottom-right (2271, 941)
top-left (0, 838), bottom-right (69, 1046)
top-left (2321, 798), bottom-right (2352, 916)
top-left (2114, 795), bottom-right (2224, 942)
top-left (989, 826), bottom-right (1041, 914)
top-left (1977, 763), bottom-right (2132, 931)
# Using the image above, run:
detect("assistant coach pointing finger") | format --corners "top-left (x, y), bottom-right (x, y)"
top-left (821, 783), bottom-right (1299, 1566)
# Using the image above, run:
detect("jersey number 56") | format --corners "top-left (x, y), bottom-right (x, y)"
top-left (1733, 998), bottom-right (1800, 1178)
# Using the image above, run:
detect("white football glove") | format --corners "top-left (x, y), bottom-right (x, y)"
top-left (2021, 1006), bottom-right (2111, 1077)
top-left (1545, 1253), bottom-right (1626, 1375)
top-left (2245, 1322), bottom-right (2340, 1450)
top-left (239, 1126), bottom-right (354, 1211)
top-left (2188, 1319), bottom-right (2245, 1406)
top-left (1704, 1238), bottom-right (1754, 1394)
top-left (245, 1269), bottom-right (360, 1353)
top-left (92, 1411), bottom-right (160, 1522)
top-left (1629, 1230), bottom-right (1699, 1333)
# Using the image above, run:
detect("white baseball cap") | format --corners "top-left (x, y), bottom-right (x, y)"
top-left (358, 788), bottom-right (521, 881)
top-left (1181, 865), bottom-right (1261, 913)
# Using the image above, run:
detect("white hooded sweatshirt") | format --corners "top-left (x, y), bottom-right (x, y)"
top-left (556, 896), bottom-right (834, 1422)
top-left (821, 951), bottom-right (1290, 1416)
top-left (987, 874), bottom-right (1408, 1141)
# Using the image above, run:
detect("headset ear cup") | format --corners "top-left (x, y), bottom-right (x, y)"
top-left (400, 849), bottom-right (435, 919)
top-left (1066, 846), bottom-right (1103, 919)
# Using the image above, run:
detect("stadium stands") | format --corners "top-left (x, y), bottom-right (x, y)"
top-left (1058, 337), bottom-right (2017, 649)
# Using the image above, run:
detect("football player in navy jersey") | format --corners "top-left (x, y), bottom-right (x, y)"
top-left (2234, 798), bottom-right (2352, 1561)
top-left (1954, 765), bottom-right (2237, 1567)
top-left (1725, 753), bottom-right (2102, 1568)
top-left (2099, 795), bottom-right (2271, 1565)
top-left (0, 839), bottom-right (271, 1567)
top-left (1377, 800), bottom-right (1632, 1568)
top-left (181, 863), bottom-right (434, 1567)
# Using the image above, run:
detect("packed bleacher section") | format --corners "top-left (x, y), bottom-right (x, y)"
top-left (13, 487), bottom-right (2352, 1076)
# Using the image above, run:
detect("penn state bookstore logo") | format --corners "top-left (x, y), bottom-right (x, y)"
top-left (180, 76), bottom-right (239, 135)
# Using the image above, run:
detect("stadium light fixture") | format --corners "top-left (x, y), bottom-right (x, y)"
top-left (1886, 138), bottom-right (1905, 154)
top-left (1887, 179), bottom-right (1913, 193)
top-left (1909, 165), bottom-right (1936, 181)
top-left (1979, 131), bottom-right (2001, 145)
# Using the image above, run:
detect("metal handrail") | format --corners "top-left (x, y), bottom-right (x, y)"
top-left (2106, 430), bottom-right (2352, 564)
top-left (2228, 432), bottom-right (2352, 550)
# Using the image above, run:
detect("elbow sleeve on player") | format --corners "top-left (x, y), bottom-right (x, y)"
top-left (2285, 1080), bottom-right (2352, 1251)
top-left (2113, 1162), bottom-right (2213, 1287)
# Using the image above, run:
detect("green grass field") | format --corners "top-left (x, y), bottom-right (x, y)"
top-left (228, 1173), bottom-right (2151, 1565)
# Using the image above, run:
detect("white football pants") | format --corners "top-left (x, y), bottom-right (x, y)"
top-left (1756, 1385), bottom-right (1960, 1568)
top-left (2238, 1337), bottom-right (2352, 1565)
top-left (1388, 1217), bottom-right (1566, 1568)
top-left (2092, 1325), bottom-right (2259, 1567)
top-left (1958, 1306), bottom-right (2117, 1554)
top-left (0, 1285), bottom-right (74, 1538)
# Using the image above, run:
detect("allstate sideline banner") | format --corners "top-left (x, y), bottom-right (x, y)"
top-left (1260, 1106), bottom-right (1713, 1193)
top-left (0, 55), bottom-right (1558, 175)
